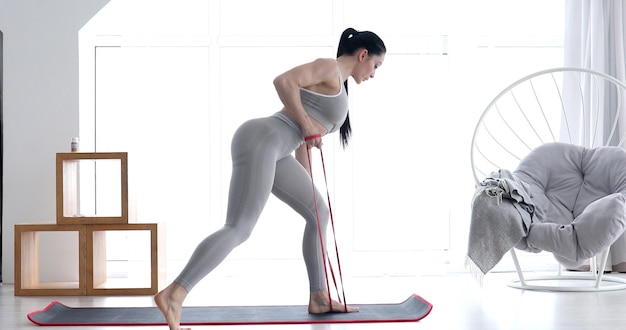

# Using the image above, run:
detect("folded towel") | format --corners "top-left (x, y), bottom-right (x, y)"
top-left (466, 169), bottom-right (535, 285)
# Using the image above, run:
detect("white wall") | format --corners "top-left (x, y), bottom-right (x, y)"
top-left (0, 0), bottom-right (110, 284)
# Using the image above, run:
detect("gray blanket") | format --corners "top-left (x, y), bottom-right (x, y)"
top-left (466, 169), bottom-right (536, 284)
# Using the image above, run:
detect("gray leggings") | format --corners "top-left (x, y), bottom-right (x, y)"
top-left (174, 115), bottom-right (330, 292)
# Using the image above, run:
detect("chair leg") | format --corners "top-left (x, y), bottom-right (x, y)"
top-left (594, 248), bottom-right (611, 288)
top-left (510, 248), bottom-right (527, 287)
top-left (590, 257), bottom-right (596, 274)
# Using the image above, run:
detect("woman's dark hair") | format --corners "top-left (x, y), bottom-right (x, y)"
top-left (336, 28), bottom-right (386, 148)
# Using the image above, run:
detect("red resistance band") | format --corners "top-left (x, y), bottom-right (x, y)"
top-left (304, 134), bottom-right (347, 312)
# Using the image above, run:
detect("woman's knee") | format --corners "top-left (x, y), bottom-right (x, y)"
top-left (308, 201), bottom-right (329, 227)
top-left (224, 222), bottom-right (255, 245)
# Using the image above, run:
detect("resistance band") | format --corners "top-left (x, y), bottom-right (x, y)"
top-left (305, 134), bottom-right (347, 312)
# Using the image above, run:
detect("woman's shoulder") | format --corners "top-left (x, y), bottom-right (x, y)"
top-left (313, 57), bottom-right (336, 63)
top-left (309, 57), bottom-right (337, 68)
top-left (308, 58), bottom-right (340, 79)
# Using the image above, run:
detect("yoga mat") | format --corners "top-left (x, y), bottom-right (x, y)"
top-left (28, 294), bottom-right (432, 326)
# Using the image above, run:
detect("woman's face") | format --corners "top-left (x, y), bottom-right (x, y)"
top-left (354, 51), bottom-right (385, 84)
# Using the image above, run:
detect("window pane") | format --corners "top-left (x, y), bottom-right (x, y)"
top-left (94, 46), bottom-right (212, 260)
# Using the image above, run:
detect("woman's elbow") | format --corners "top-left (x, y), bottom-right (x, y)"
top-left (273, 75), bottom-right (286, 90)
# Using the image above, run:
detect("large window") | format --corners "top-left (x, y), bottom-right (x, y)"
top-left (79, 0), bottom-right (565, 282)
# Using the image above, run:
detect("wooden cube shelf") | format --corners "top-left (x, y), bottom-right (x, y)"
top-left (15, 151), bottom-right (163, 296)
top-left (14, 224), bottom-right (86, 296)
top-left (86, 223), bottom-right (165, 295)
top-left (15, 223), bottom-right (163, 296)
top-left (56, 152), bottom-right (129, 224)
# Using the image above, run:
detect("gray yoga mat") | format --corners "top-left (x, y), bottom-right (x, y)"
top-left (28, 294), bottom-right (432, 326)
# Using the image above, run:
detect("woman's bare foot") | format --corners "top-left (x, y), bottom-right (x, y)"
top-left (308, 290), bottom-right (359, 313)
top-left (154, 282), bottom-right (190, 330)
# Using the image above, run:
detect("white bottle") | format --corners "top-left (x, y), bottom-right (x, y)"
top-left (71, 137), bottom-right (79, 152)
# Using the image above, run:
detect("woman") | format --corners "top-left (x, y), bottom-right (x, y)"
top-left (155, 27), bottom-right (386, 330)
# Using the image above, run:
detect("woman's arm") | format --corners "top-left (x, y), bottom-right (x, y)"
top-left (273, 58), bottom-right (338, 148)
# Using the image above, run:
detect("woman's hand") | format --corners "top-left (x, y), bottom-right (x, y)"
top-left (304, 131), bottom-right (323, 149)
top-left (300, 116), bottom-right (323, 148)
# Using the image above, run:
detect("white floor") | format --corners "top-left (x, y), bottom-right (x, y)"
top-left (4, 271), bottom-right (626, 330)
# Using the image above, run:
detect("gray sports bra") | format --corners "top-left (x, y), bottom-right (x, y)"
top-left (299, 78), bottom-right (348, 134)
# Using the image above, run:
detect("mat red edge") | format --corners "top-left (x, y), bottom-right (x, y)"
top-left (27, 293), bottom-right (433, 326)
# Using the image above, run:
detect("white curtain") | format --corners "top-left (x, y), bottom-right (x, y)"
top-left (565, 0), bottom-right (626, 78)
top-left (565, 0), bottom-right (626, 271)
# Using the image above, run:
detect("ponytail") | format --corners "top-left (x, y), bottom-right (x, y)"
top-left (336, 28), bottom-right (386, 148)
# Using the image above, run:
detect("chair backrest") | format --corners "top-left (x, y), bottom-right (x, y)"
top-left (513, 142), bottom-right (626, 224)
top-left (471, 67), bottom-right (626, 185)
